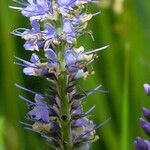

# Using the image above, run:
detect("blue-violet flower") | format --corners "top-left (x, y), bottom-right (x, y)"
top-left (11, 0), bottom-right (109, 149)
top-left (134, 83), bottom-right (150, 150)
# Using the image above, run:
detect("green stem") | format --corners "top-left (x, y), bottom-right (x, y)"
top-left (121, 42), bottom-right (130, 150)
top-left (55, 9), bottom-right (73, 149)
top-left (57, 74), bottom-right (73, 150)
top-left (121, 2), bottom-right (130, 149)
top-left (56, 44), bottom-right (73, 150)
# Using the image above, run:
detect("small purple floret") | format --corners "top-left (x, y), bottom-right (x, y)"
top-left (134, 137), bottom-right (149, 150)
top-left (144, 83), bottom-right (150, 96)
top-left (142, 107), bottom-right (150, 121)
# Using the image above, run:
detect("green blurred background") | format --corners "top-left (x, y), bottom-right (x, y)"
top-left (0, 0), bottom-right (150, 150)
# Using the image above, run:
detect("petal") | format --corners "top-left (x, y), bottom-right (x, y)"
top-left (23, 67), bottom-right (36, 75)
top-left (30, 20), bottom-right (40, 30)
top-left (142, 107), bottom-right (150, 121)
top-left (24, 40), bottom-right (35, 51)
top-left (134, 137), bottom-right (147, 150)
top-left (30, 53), bottom-right (40, 63)
top-left (143, 124), bottom-right (150, 136)
top-left (44, 24), bottom-right (56, 35)
top-left (74, 69), bottom-right (84, 79)
top-left (34, 94), bottom-right (44, 101)
top-left (65, 49), bottom-right (76, 65)
top-left (144, 84), bottom-right (150, 96)
top-left (44, 49), bottom-right (57, 60)
top-left (63, 18), bottom-right (74, 34)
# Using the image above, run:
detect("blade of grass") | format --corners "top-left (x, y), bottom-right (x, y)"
top-left (0, 117), bottom-right (5, 150)
top-left (0, 0), bottom-right (23, 149)
top-left (121, 42), bottom-right (130, 150)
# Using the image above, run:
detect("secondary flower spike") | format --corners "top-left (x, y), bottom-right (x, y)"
top-left (134, 83), bottom-right (150, 150)
top-left (11, 0), bottom-right (109, 149)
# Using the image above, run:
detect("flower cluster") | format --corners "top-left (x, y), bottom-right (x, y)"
top-left (11, 0), bottom-right (109, 149)
top-left (134, 84), bottom-right (150, 150)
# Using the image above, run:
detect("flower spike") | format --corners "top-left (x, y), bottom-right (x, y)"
top-left (134, 83), bottom-right (150, 149)
top-left (11, 0), bottom-right (109, 149)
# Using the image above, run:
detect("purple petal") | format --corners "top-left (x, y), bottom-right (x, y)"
top-left (145, 140), bottom-right (150, 150)
top-left (28, 0), bottom-right (35, 5)
top-left (30, 20), bottom-right (40, 30)
top-left (143, 124), bottom-right (150, 136)
top-left (144, 84), bottom-right (150, 96)
top-left (143, 107), bottom-right (150, 121)
top-left (44, 24), bottom-right (56, 39)
top-left (30, 53), bottom-right (40, 63)
top-left (21, 0), bottom-right (52, 18)
top-left (44, 49), bottom-right (57, 60)
top-left (28, 101), bottom-right (50, 123)
top-left (24, 40), bottom-right (35, 51)
top-left (58, 0), bottom-right (76, 7)
top-left (134, 137), bottom-right (147, 150)
top-left (15, 83), bottom-right (36, 94)
top-left (37, 41), bottom-right (44, 49)
top-left (139, 118), bottom-right (148, 126)
top-left (23, 67), bottom-right (35, 75)
top-left (74, 69), bottom-right (84, 79)
top-left (63, 18), bottom-right (74, 35)
top-left (65, 49), bottom-right (76, 65)
top-left (34, 93), bottom-right (44, 101)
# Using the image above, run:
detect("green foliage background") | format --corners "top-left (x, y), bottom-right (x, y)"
top-left (0, 0), bottom-right (150, 150)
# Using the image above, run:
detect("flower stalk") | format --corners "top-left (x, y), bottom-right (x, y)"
top-left (10, 0), bottom-right (109, 149)
top-left (57, 74), bottom-right (73, 149)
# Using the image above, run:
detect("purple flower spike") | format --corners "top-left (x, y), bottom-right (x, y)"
top-left (11, 0), bottom-right (107, 149)
top-left (135, 84), bottom-right (150, 150)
